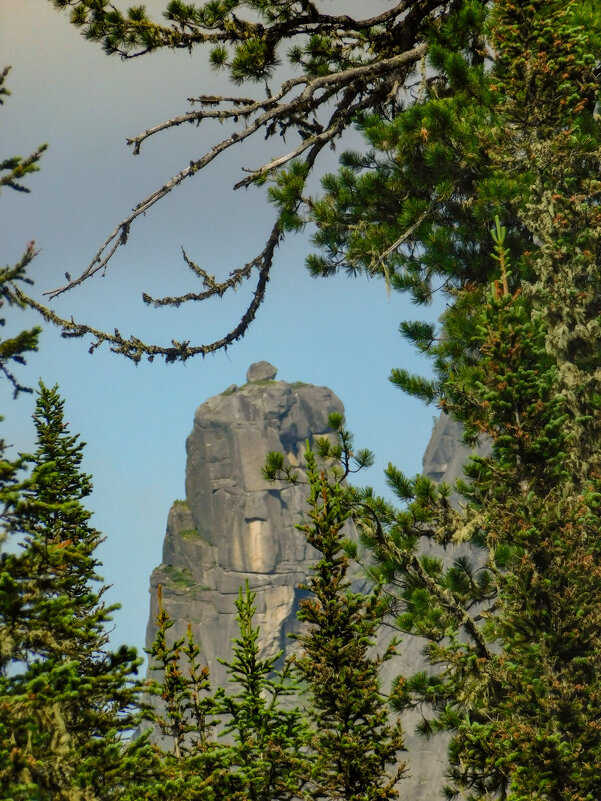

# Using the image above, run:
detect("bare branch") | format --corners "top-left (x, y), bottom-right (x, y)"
top-left (46, 114), bottom-right (270, 298)
top-left (143, 235), bottom-right (277, 308)
top-left (47, 42), bottom-right (427, 300)
top-left (27, 1), bottom-right (458, 362)
top-left (18, 220), bottom-right (281, 363)
top-left (128, 79), bottom-right (310, 155)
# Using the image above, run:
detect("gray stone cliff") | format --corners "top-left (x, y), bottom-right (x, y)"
top-left (146, 364), bottom-right (345, 687)
top-left (145, 366), bottom-right (480, 798)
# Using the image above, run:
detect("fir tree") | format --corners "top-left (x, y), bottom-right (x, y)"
top-left (146, 427), bottom-right (403, 801)
top-left (214, 582), bottom-right (310, 801)
top-left (144, 580), bottom-right (308, 800)
top-left (142, 584), bottom-right (230, 800)
top-left (0, 383), bottom-right (155, 800)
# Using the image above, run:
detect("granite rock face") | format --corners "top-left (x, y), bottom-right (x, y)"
top-left (146, 364), bottom-right (345, 686)
top-left (145, 368), bottom-right (479, 798)
top-left (246, 360), bottom-right (278, 382)
top-left (423, 413), bottom-right (489, 491)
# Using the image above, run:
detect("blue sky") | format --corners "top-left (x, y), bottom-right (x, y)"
top-left (2, 0), bottom-right (442, 659)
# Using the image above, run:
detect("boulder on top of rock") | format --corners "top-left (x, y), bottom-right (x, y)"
top-left (246, 361), bottom-right (277, 382)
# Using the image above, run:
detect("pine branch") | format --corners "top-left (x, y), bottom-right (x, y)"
top-left (58, 1), bottom-right (425, 59)
top-left (368, 203), bottom-right (433, 293)
top-left (360, 501), bottom-right (492, 661)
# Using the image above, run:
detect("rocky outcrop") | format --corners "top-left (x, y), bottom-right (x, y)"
top-left (145, 367), bottom-right (480, 798)
top-left (423, 413), bottom-right (490, 492)
top-left (146, 364), bottom-right (345, 686)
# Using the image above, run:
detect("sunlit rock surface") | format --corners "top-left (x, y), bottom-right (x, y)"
top-left (146, 364), bottom-right (344, 685)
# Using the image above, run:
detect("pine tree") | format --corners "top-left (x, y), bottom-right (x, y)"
top-left (0, 383), bottom-right (155, 800)
top-left (309, 3), bottom-right (601, 797)
top-left (265, 428), bottom-right (406, 800)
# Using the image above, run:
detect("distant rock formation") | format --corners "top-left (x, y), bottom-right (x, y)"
top-left (144, 366), bottom-right (481, 798)
top-left (146, 363), bottom-right (345, 686)
top-left (423, 413), bottom-right (490, 493)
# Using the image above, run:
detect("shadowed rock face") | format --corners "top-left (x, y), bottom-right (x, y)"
top-left (423, 413), bottom-right (489, 491)
top-left (145, 368), bottom-right (478, 798)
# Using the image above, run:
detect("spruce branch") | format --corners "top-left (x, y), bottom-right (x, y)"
top-left (1, 64), bottom-right (44, 394)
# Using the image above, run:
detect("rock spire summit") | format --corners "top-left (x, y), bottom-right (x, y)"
top-left (146, 364), bottom-right (343, 685)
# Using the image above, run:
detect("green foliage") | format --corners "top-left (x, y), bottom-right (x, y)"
top-left (1, 66), bottom-right (44, 397)
top-left (142, 586), bottom-right (229, 799)
top-left (178, 527), bottom-right (202, 540)
top-left (350, 257), bottom-right (601, 798)
top-left (320, 4), bottom-right (601, 794)
top-left (163, 564), bottom-right (195, 589)
top-left (0, 68), bottom-right (47, 195)
top-left (214, 582), bottom-right (310, 800)
top-left (22, 2), bottom-right (601, 798)
top-left (143, 582), bottom-right (309, 800)
top-left (244, 378), bottom-right (276, 387)
top-left (301, 5), bottom-right (601, 795)
top-left (265, 430), bottom-right (405, 800)
top-left (291, 446), bottom-right (406, 800)
top-left (308, 1), bottom-right (520, 303)
top-left (0, 384), bottom-right (156, 800)
top-left (147, 428), bottom-right (405, 800)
